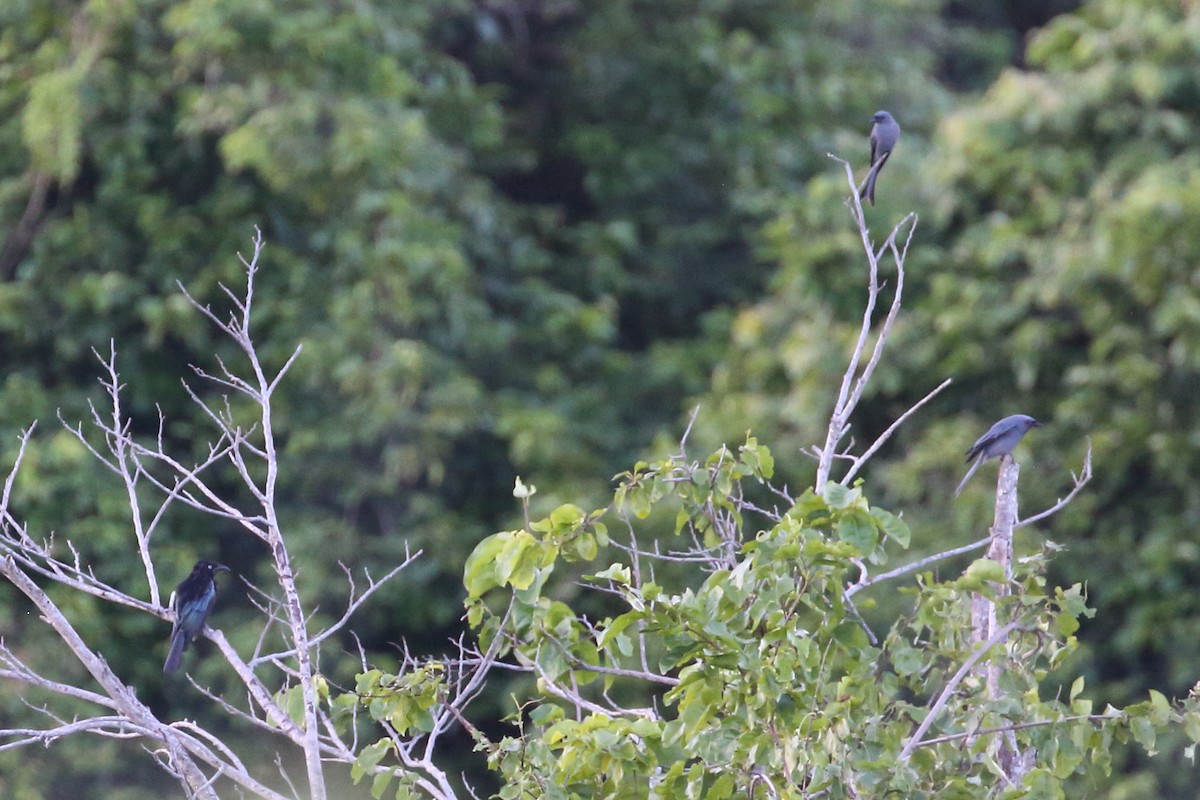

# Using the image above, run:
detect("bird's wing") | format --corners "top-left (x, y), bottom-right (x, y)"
top-left (966, 417), bottom-right (1019, 461)
top-left (167, 589), bottom-right (182, 636)
top-left (964, 431), bottom-right (992, 462)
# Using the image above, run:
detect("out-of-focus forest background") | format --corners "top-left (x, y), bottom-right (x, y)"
top-left (2, 0), bottom-right (1199, 796)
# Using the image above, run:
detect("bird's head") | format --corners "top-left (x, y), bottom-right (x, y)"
top-left (872, 110), bottom-right (893, 124)
top-left (193, 560), bottom-right (230, 577)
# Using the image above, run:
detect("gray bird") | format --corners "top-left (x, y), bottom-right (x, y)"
top-left (859, 110), bottom-right (900, 206)
top-left (955, 414), bottom-right (1042, 496)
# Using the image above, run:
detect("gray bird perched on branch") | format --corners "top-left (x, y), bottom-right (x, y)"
top-left (955, 414), bottom-right (1042, 496)
top-left (859, 110), bottom-right (900, 206)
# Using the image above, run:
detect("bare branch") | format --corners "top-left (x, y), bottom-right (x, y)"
top-left (845, 536), bottom-right (992, 598)
top-left (267, 345), bottom-right (304, 397)
top-left (253, 550), bottom-right (422, 666)
top-left (840, 378), bottom-right (953, 485)
top-left (846, 222), bottom-right (911, 411)
top-left (815, 155), bottom-right (926, 490)
top-left (914, 711), bottom-right (1123, 749)
top-left (0, 536), bottom-right (161, 617)
top-left (0, 642), bottom-right (118, 710)
top-left (564, 657), bottom-right (680, 687)
top-left (898, 619), bottom-right (1024, 762)
top-left (1, 230), bottom-right (457, 799)
top-left (1016, 443), bottom-right (1093, 529)
top-left (677, 405), bottom-right (701, 459)
top-left (0, 555), bottom-right (218, 798)
top-left (206, 630), bottom-right (300, 739)
top-left (180, 229), bottom-right (326, 798)
top-left (97, 342), bottom-right (162, 603)
top-left (532, 659), bottom-right (658, 719)
top-left (1, 425), bottom-right (36, 520)
top-left (0, 717), bottom-right (149, 752)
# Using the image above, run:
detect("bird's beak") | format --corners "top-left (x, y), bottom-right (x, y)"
top-left (1032, 420), bottom-right (1043, 427)
top-left (214, 564), bottom-right (231, 573)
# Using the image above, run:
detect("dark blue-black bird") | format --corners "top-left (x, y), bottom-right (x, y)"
top-left (163, 560), bottom-right (229, 674)
top-left (955, 414), bottom-right (1042, 496)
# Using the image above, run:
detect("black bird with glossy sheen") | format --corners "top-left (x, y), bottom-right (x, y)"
top-left (955, 414), bottom-right (1042, 496)
top-left (163, 560), bottom-right (229, 674)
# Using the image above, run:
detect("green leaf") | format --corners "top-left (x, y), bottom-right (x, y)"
top-left (1056, 584), bottom-right (1091, 619)
top-left (494, 531), bottom-right (538, 590)
top-left (739, 437), bottom-right (774, 479)
top-left (874, 508), bottom-right (911, 548)
top-left (832, 621), bottom-right (869, 649)
top-left (821, 482), bottom-right (854, 510)
top-left (536, 644), bottom-right (568, 682)
top-left (351, 739), bottom-right (392, 784)
top-left (1131, 715), bottom-right (1157, 753)
top-left (891, 641), bottom-right (924, 676)
top-left (529, 703), bottom-right (564, 726)
top-left (1055, 609), bottom-right (1081, 637)
top-left (371, 770), bottom-right (393, 799)
top-left (959, 558), bottom-right (1005, 588)
top-left (598, 610), bottom-right (644, 651)
top-left (276, 684), bottom-right (306, 728)
top-left (572, 532), bottom-right (598, 561)
top-left (836, 509), bottom-right (878, 554)
top-left (1185, 711), bottom-right (1200, 743)
top-left (791, 489), bottom-right (830, 518)
top-left (709, 772), bottom-right (735, 799)
top-left (591, 563), bottom-right (631, 584)
top-left (463, 532), bottom-right (507, 599)
top-left (549, 503), bottom-right (585, 527)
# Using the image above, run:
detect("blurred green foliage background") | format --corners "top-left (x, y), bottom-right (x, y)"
top-left (2, 0), bottom-right (1198, 796)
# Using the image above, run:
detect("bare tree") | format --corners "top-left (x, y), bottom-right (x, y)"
top-left (0, 229), bottom-right (489, 799)
top-left (811, 156), bottom-right (948, 490)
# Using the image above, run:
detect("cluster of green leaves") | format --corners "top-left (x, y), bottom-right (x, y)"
top-left (346, 666), bottom-right (449, 799)
top-left (382, 440), bottom-right (1194, 798)
top-left (692, 3), bottom-right (1200, 792)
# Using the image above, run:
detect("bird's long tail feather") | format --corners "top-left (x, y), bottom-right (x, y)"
top-left (163, 628), bottom-right (187, 674)
top-left (858, 151), bottom-right (891, 206)
top-left (955, 457), bottom-right (983, 497)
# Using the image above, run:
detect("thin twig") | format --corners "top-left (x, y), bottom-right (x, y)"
top-left (913, 711), bottom-right (1122, 748)
top-left (898, 619), bottom-right (1023, 761)
top-left (815, 155), bottom-right (922, 489)
top-left (845, 536), bottom-right (992, 598)
top-left (1016, 443), bottom-right (1093, 529)
top-left (840, 378), bottom-right (953, 484)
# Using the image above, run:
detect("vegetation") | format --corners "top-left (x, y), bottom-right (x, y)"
top-left (2, 0), bottom-right (1200, 796)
